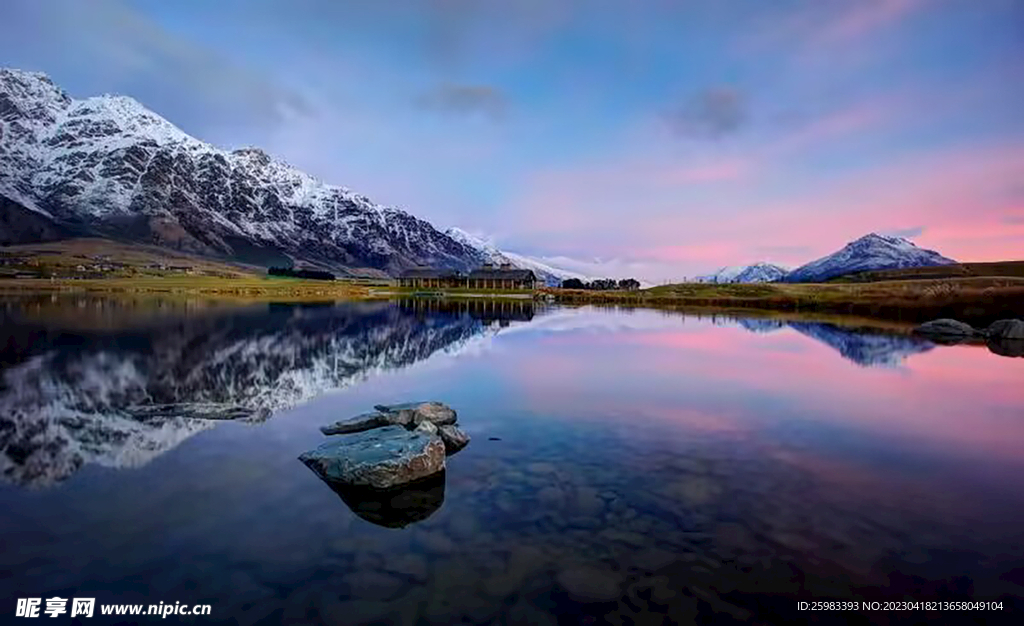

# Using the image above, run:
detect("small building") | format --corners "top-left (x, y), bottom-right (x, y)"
top-left (467, 263), bottom-right (537, 290)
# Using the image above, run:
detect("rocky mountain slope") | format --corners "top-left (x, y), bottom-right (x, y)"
top-left (0, 68), bottom-right (540, 275)
top-left (784, 233), bottom-right (955, 283)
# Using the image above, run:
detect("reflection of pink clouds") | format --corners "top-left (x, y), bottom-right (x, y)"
top-left (493, 318), bottom-right (1024, 464)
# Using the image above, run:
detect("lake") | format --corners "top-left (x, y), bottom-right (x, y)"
top-left (1, 296), bottom-right (1022, 624)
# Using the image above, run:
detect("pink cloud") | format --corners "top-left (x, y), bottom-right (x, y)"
top-left (741, 0), bottom-right (930, 59)
top-left (814, 0), bottom-right (926, 45)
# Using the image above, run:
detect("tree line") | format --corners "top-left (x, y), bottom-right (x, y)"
top-left (560, 278), bottom-right (641, 291)
top-left (268, 267), bottom-right (335, 281)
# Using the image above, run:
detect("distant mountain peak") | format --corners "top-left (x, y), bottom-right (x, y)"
top-left (784, 232), bottom-right (955, 283)
top-left (697, 262), bottom-right (789, 283)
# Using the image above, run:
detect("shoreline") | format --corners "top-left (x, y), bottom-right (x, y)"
top-left (3, 275), bottom-right (1023, 327)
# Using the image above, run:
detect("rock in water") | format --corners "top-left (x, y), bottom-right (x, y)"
top-left (374, 402), bottom-right (458, 427)
top-left (329, 473), bottom-right (446, 528)
top-left (437, 425), bottom-right (471, 454)
top-left (913, 319), bottom-right (977, 338)
top-left (299, 426), bottom-right (446, 489)
top-left (986, 319), bottom-right (1024, 340)
top-left (320, 411), bottom-right (388, 435)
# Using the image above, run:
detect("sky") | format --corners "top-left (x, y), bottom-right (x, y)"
top-left (2, 0), bottom-right (1022, 281)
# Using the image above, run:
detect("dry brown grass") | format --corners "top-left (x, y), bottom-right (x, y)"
top-left (0, 275), bottom-right (374, 302)
top-left (545, 277), bottom-right (1024, 325)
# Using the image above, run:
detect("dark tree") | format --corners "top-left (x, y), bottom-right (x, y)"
top-left (561, 278), bottom-right (585, 289)
top-left (268, 266), bottom-right (335, 281)
top-left (618, 278), bottom-right (640, 291)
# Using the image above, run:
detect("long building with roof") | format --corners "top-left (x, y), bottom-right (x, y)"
top-left (398, 263), bottom-right (537, 290)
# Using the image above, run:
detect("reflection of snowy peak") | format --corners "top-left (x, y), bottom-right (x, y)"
top-left (786, 322), bottom-right (934, 366)
top-left (729, 316), bottom-right (935, 366)
top-left (785, 233), bottom-right (955, 283)
top-left (444, 227), bottom-right (589, 286)
top-left (0, 68), bottom-right (488, 273)
top-left (0, 301), bottom-right (527, 487)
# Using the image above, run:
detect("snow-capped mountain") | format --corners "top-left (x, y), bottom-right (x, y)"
top-left (784, 233), bottom-right (955, 283)
top-left (696, 262), bottom-right (789, 283)
top-left (444, 227), bottom-right (590, 286)
top-left (0, 68), bottom-right (506, 274)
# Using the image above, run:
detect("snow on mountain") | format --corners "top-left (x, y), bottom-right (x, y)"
top-left (696, 262), bottom-right (789, 283)
top-left (784, 233), bottom-right (955, 283)
top-left (0, 68), bottom-right (493, 274)
top-left (444, 227), bottom-right (590, 286)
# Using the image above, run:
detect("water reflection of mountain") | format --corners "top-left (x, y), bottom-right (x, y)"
top-left (785, 322), bottom-right (934, 367)
top-left (0, 299), bottom-right (536, 487)
top-left (712, 314), bottom-right (934, 367)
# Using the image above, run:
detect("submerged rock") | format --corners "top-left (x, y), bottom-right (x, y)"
top-left (556, 566), bottom-right (623, 603)
top-left (437, 425), bottom-right (471, 454)
top-left (913, 319), bottom-right (977, 338)
top-left (299, 426), bottom-right (446, 490)
top-left (986, 319), bottom-right (1024, 340)
top-left (374, 401), bottom-right (458, 427)
top-left (329, 472), bottom-right (446, 528)
top-left (320, 411), bottom-right (388, 435)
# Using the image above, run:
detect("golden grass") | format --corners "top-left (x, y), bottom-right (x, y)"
top-left (0, 275), bottom-right (374, 302)
top-left (545, 277), bottom-right (1024, 325)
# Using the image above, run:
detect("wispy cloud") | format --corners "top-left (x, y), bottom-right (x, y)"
top-left (415, 83), bottom-right (508, 121)
top-left (664, 87), bottom-right (748, 140)
top-left (0, 0), bottom-right (311, 143)
top-left (882, 226), bottom-right (926, 238)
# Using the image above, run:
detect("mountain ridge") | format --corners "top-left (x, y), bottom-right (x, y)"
top-left (783, 233), bottom-right (956, 283)
top-left (0, 68), bottom-right (556, 277)
top-left (696, 262), bottom-right (789, 284)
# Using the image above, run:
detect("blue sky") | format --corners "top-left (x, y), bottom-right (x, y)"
top-left (3, 0), bottom-right (1022, 281)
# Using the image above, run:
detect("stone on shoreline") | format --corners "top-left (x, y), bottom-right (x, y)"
top-left (913, 319), bottom-right (977, 338)
top-left (986, 319), bottom-right (1024, 340)
top-left (299, 426), bottom-right (446, 490)
top-left (437, 425), bottom-right (471, 454)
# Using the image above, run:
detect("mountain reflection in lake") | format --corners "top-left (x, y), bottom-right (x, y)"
top-left (1, 298), bottom-right (1022, 624)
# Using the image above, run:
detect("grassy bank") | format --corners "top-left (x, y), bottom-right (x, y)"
top-left (836, 260), bottom-right (1024, 282)
top-left (0, 276), bottom-right (373, 301)
top-left (546, 277), bottom-right (1024, 326)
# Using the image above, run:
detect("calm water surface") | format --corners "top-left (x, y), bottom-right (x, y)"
top-left (0, 296), bottom-right (1022, 624)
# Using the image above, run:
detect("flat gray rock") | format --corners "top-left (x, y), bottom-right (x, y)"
top-left (913, 318), bottom-right (977, 337)
top-left (374, 401), bottom-right (457, 427)
top-left (320, 411), bottom-right (387, 435)
top-left (986, 319), bottom-right (1024, 340)
top-left (437, 425), bottom-right (470, 454)
top-left (299, 426), bottom-right (446, 489)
